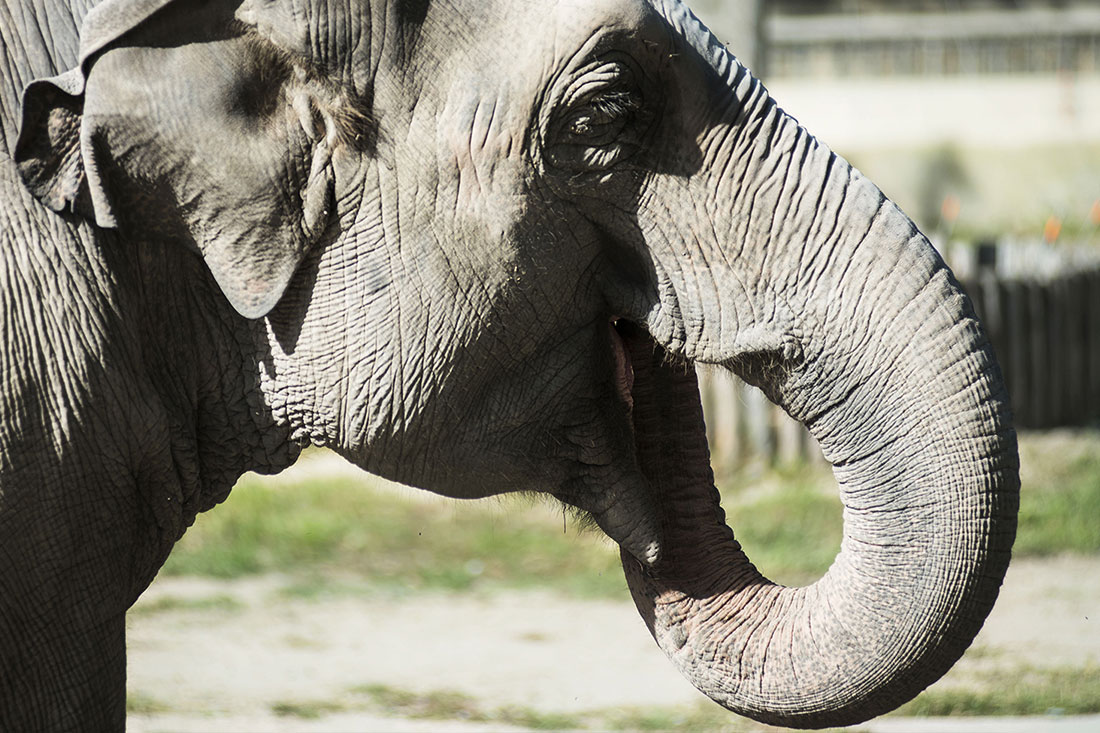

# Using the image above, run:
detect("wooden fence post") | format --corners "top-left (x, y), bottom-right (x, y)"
top-left (1005, 279), bottom-right (1031, 426)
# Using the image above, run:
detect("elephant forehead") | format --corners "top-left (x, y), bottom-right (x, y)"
top-left (551, 0), bottom-right (654, 40)
top-left (386, 2), bottom-right (654, 204)
top-left (420, 0), bottom-right (665, 145)
top-left (399, 0), bottom-right (663, 85)
top-left (498, 0), bottom-right (663, 69)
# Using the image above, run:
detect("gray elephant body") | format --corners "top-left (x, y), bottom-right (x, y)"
top-left (0, 0), bottom-right (1018, 729)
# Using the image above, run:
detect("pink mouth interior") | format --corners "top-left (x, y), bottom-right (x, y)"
top-left (610, 319), bottom-right (635, 410)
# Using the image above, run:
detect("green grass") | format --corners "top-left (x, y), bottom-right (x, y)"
top-left (128, 593), bottom-right (244, 617)
top-left (164, 430), bottom-right (1100, 594)
top-left (126, 692), bottom-right (173, 714)
top-left (264, 668), bottom-right (1100, 728)
top-left (497, 707), bottom-right (585, 731)
top-left (598, 702), bottom-right (754, 732)
top-left (164, 468), bottom-right (626, 597)
top-left (349, 684), bottom-right (489, 722)
top-left (283, 685), bottom-right (765, 731)
top-left (271, 700), bottom-right (347, 719)
top-left (1016, 435), bottom-right (1100, 555)
top-left (899, 664), bottom-right (1100, 717)
top-left (721, 465), bottom-right (842, 585)
top-left (164, 456), bottom-right (842, 594)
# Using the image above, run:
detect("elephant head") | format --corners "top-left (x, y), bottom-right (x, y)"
top-left (14, 0), bottom-right (1018, 726)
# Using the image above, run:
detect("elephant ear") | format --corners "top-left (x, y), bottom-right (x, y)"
top-left (14, 0), bottom-right (346, 319)
top-left (15, 70), bottom-right (98, 221)
top-left (15, 0), bottom-right (179, 227)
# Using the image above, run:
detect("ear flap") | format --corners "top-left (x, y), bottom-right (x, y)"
top-left (14, 0), bottom-right (178, 227)
top-left (14, 0), bottom-right (342, 320)
top-left (198, 132), bottom-right (337, 319)
top-left (14, 71), bottom-right (96, 221)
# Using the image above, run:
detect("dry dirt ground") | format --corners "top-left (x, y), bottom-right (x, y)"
top-left (126, 553), bottom-right (1100, 732)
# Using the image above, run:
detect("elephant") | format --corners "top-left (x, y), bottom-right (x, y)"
top-left (0, 0), bottom-right (1019, 728)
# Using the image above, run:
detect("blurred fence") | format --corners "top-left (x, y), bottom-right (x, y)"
top-left (696, 367), bottom-right (824, 471)
top-left (965, 267), bottom-right (1100, 430)
top-left (697, 245), bottom-right (1100, 468)
top-left (766, 6), bottom-right (1100, 78)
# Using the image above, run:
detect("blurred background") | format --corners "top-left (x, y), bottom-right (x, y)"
top-left (128, 2), bottom-right (1100, 731)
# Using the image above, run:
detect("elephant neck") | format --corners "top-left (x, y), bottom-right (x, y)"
top-left (1, 168), bottom-right (301, 612)
top-left (118, 231), bottom-right (302, 531)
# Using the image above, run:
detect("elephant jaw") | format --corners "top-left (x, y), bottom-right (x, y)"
top-left (604, 316), bottom-right (729, 576)
top-left (609, 319), bottom-right (635, 412)
top-left (589, 316), bottom-right (752, 571)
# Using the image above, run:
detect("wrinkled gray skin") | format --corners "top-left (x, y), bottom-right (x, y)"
top-left (0, 0), bottom-right (1018, 729)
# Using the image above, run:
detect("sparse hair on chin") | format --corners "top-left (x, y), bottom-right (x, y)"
top-left (514, 491), bottom-right (600, 533)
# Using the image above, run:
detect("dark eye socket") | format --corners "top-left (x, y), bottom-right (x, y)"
top-left (542, 55), bottom-right (654, 172)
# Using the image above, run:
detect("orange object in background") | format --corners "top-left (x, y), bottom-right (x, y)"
top-left (1090, 200), bottom-right (1100, 226)
top-left (1043, 216), bottom-right (1063, 243)
top-left (940, 194), bottom-right (961, 224)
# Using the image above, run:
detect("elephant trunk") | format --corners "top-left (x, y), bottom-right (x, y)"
top-left (620, 293), bottom-right (1018, 726)
top-left (617, 16), bottom-right (1019, 725)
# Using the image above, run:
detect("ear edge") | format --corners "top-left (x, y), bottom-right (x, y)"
top-left (14, 75), bottom-right (93, 219)
top-left (15, 0), bottom-right (349, 321)
top-left (211, 256), bottom-right (305, 320)
top-left (210, 136), bottom-right (336, 321)
top-left (12, 0), bottom-right (180, 225)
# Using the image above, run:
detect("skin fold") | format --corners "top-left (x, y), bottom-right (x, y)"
top-left (0, 0), bottom-right (1018, 728)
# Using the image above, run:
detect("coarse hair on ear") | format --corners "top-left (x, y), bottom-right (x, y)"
top-left (14, 0), bottom-right (376, 319)
top-left (236, 24), bottom-right (379, 155)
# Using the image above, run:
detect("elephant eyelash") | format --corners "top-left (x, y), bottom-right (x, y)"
top-left (539, 54), bottom-right (655, 173)
top-left (589, 89), bottom-right (642, 119)
top-left (566, 89), bottom-right (642, 139)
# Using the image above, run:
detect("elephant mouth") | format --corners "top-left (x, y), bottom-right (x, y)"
top-left (596, 316), bottom-right (704, 569)
top-left (609, 318), bottom-right (637, 410)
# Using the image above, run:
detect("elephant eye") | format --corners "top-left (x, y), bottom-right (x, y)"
top-left (565, 89), bottom-right (642, 142)
top-left (545, 57), bottom-right (652, 172)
